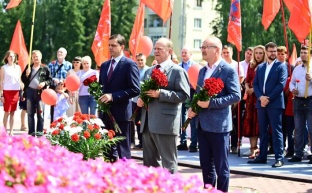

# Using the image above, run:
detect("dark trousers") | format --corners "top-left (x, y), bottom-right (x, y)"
top-left (257, 108), bottom-right (284, 161)
top-left (132, 102), bottom-right (142, 145)
top-left (198, 125), bottom-right (230, 192)
top-left (26, 88), bottom-right (44, 135)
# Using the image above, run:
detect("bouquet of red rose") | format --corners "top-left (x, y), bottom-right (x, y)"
top-left (130, 68), bottom-right (168, 121)
top-left (182, 77), bottom-right (224, 130)
top-left (83, 75), bottom-right (121, 133)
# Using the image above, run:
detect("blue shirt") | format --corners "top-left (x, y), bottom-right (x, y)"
top-left (179, 60), bottom-right (194, 72)
top-left (48, 60), bottom-right (72, 81)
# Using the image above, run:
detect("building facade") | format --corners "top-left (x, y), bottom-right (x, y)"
top-left (143, 0), bottom-right (218, 63)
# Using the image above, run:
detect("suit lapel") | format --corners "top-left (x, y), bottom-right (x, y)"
top-left (107, 56), bottom-right (125, 85)
top-left (211, 62), bottom-right (224, 78)
top-left (266, 60), bottom-right (279, 81)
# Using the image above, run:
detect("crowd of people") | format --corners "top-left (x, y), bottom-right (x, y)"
top-left (0, 34), bottom-right (311, 192)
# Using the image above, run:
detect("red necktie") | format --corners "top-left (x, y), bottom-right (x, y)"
top-left (107, 59), bottom-right (115, 81)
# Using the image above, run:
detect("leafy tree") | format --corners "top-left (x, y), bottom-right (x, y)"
top-left (0, 0), bottom-right (136, 65)
top-left (211, 0), bottom-right (298, 58)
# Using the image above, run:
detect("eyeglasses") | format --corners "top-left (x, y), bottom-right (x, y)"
top-left (300, 52), bottom-right (309, 55)
top-left (267, 50), bottom-right (277, 53)
top-left (200, 45), bottom-right (217, 50)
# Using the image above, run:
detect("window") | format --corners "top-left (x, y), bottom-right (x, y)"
top-left (149, 15), bottom-right (162, 27)
top-left (151, 35), bottom-right (163, 45)
top-left (144, 19), bottom-right (147, 28)
top-left (196, 0), bottom-right (203, 7)
top-left (194, 39), bottom-right (202, 49)
top-left (194, 18), bottom-right (202, 28)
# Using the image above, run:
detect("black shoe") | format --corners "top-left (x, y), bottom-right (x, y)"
top-left (288, 156), bottom-right (302, 162)
top-left (177, 144), bottom-right (188, 150)
top-left (133, 144), bottom-right (142, 149)
top-left (272, 160), bottom-right (284, 168)
top-left (231, 147), bottom-right (238, 154)
top-left (247, 159), bottom-right (267, 164)
top-left (285, 152), bottom-right (294, 158)
top-left (308, 159), bottom-right (312, 164)
top-left (189, 146), bottom-right (198, 152)
top-left (307, 155), bottom-right (312, 160)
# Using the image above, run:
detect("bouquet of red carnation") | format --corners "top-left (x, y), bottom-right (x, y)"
top-left (83, 75), bottom-right (121, 133)
top-left (130, 68), bottom-right (168, 121)
top-left (182, 77), bottom-right (224, 130)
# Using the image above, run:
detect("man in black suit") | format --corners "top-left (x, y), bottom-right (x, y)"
top-left (99, 34), bottom-right (140, 160)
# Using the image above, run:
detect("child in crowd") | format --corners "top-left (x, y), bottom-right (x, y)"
top-left (53, 81), bottom-right (69, 121)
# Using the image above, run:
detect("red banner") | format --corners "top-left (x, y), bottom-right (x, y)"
top-left (288, 0), bottom-right (311, 42)
top-left (129, 3), bottom-right (145, 59)
top-left (227, 0), bottom-right (242, 52)
top-left (91, 0), bottom-right (111, 66)
top-left (262, 0), bottom-right (280, 30)
top-left (10, 20), bottom-right (29, 71)
top-left (6, 0), bottom-right (22, 9)
top-left (141, 0), bottom-right (173, 22)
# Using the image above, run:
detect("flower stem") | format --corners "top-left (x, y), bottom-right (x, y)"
top-left (129, 107), bottom-right (140, 121)
top-left (107, 111), bottom-right (122, 134)
top-left (182, 118), bottom-right (191, 131)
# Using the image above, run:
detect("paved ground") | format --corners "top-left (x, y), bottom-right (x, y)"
top-left (2, 105), bottom-right (312, 193)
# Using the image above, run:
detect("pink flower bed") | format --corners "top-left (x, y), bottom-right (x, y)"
top-left (0, 130), bottom-right (224, 193)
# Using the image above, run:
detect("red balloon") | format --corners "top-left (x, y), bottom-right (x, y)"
top-left (188, 64), bottom-right (202, 89)
top-left (137, 36), bottom-right (153, 57)
top-left (65, 74), bottom-right (80, 91)
top-left (41, 89), bottom-right (57, 106)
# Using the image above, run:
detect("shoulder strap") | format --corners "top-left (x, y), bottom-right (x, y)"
top-left (53, 64), bottom-right (64, 78)
top-left (29, 67), bottom-right (41, 84)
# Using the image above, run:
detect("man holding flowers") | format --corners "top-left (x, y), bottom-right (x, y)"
top-left (98, 34), bottom-right (140, 161)
top-left (137, 38), bottom-right (190, 174)
top-left (187, 36), bottom-right (240, 192)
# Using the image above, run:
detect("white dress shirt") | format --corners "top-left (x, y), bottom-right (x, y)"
top-left (263, 60), bottom-right (275, 94)
top-left (289, 64), bottom-right (312, 97)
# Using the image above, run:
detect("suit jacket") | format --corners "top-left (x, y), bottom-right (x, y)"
top-left (140, 62), bottom-right (190, 136)
top-left (197, 60), bottom-right (241, 133)
top-left (99, 56), bottom-right (140, 122)
top-left (253, 60), bottom-right (287, 109)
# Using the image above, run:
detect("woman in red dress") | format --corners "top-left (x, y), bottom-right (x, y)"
top-left (243, 45), bottom-right (266, 158)
top-left (0, 50), bottom-right (22, 135)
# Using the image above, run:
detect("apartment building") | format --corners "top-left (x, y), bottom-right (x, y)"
top-left (143, 0), bottom-right (218, 63)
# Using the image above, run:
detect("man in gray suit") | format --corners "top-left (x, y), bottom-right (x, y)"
top-left (188, 36), bottom-right (241, 192)
top-left (137, 38), bottom-right (190, 174)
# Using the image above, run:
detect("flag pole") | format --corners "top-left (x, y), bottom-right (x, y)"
top-left (168, 12), bottom-right (172, 39)
top-left (280, 0), bottom-right (291, 77)
top-left (27, 0), bottom-right (37, 69)
top-left (237, 51), bottom-right (241, 157)
top-left (304, 28), bottom-right (312, 98)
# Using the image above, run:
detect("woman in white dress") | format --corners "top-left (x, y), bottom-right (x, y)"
top-left (66, 56), bottom-right (82, 116)
top-left (0, 51), bottom-right (22, 135)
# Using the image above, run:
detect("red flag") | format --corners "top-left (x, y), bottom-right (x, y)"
top-left (227, 0), bottom-right (242, 52)
top-left (91, 0), bottom-right (111, 66)
top-left (288, 0), bottom-right (311, 42)
top-left (141, 0), bottom-right (173, 22)
top-left (6, 0), bottom-right (22, 9)
top-left (129, 3), bottom-right (145, 60)
top-left (262, 0), bottom-right (280, 30)
top-left (283, 0), bottom-right (294, 12)
top-left (288, 43), bottom-right (297, 66)
top-left (10, 20), bottom-right (29, 71)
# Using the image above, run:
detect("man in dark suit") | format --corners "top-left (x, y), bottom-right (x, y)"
top-left (248, 42), bottom-right (287, 167)
top-left (137, 38), bottom-right (190, 174)
top-left (187, 36), bottom-right (241, 192)
top-left (99, 34), bottom-right (140, 160)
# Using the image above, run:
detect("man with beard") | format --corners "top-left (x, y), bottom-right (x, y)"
top-left (288, 46), bottom-right (312, 163)
top-left (248, 42), bottom-right (287, 167)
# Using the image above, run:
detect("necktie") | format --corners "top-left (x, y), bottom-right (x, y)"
top-left (182, 62), bottom-right (185, 68)
top-left (107, 59), bottom-right (115, 81)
